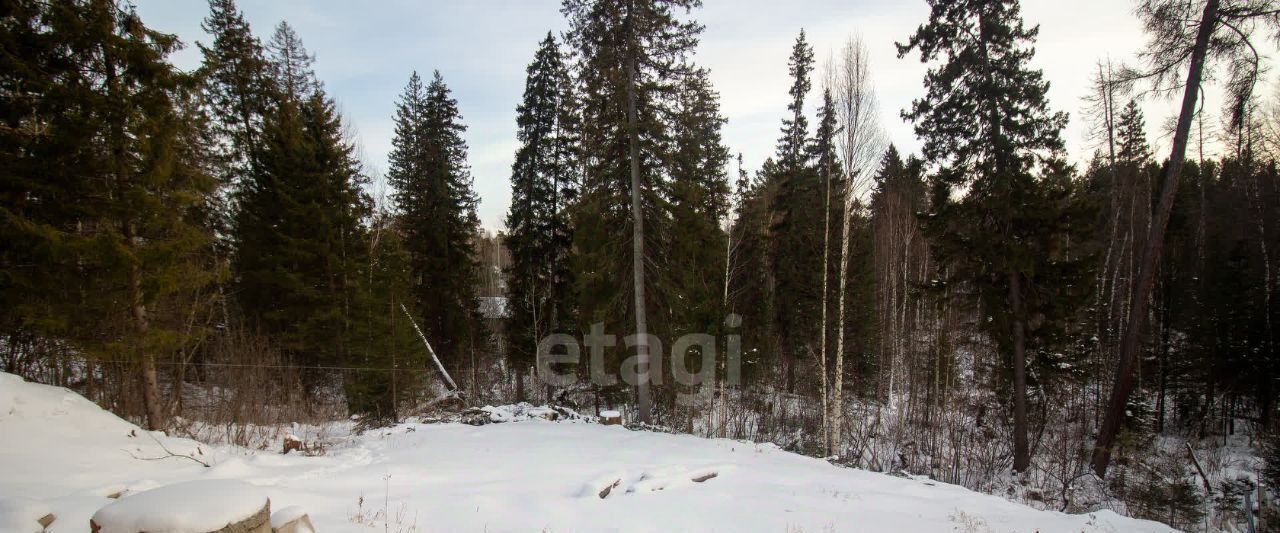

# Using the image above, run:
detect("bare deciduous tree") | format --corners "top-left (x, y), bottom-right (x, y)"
top-left (831, 34), bottom-right (885, 457)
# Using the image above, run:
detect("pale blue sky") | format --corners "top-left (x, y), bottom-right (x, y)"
top-left (132, 0), bottom-right (1228, 232)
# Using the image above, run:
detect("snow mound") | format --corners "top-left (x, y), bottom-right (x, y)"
top-left (91, 479), bottom-right (267, 533)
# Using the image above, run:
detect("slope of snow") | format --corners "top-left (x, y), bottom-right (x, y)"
top-left (0, 372), bottom-right (1175, 532)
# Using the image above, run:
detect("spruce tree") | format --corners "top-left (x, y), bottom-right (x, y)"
top-left (267, 21), bottom-right (317, 102)
top-left (1116, 101), bottom-right (1151, 167)
top-left (563, 0), bottom-right (704, 421)
top-left (236, 90), bottom-right (369, 372)
top-left (197, 0), bottom-right (271, 195)
top-left (777, 31), bottom-right (814, 173)
top-left (505, 33), bottom-right (579, 399)
top-left (663, 67), bottom-right (731, 345)
top-left (762, 30), bottom-right (824, 392)
top-left (235, 25), bottom-right (369, 379)
top-left (898, 0), bottom-right (1086, 473)
top-left (388, 71), bottom-right (482, 376)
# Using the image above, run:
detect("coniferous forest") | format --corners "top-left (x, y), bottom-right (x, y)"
top-left (4, 0), bottom-right (1280, 530)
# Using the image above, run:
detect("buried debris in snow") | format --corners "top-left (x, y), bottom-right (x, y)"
top-left (582, 465), bottom-right (732, 498)
top-left (456, 403), bottom-right (594, 426)
top-left (282, 434), bottom-right (303, 455)
top-left (0, 371), bottom-right (1178, 532)
top-left (581, 472), bottom-right (626, 499)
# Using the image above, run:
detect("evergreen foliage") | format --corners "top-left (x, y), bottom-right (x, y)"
top-left (266, 21), bottom-right (317, 102)
top-left (5, 3), bottom-right (1280, 519)
top-left (562, 0), bottom-right (708, 400)
top-left (662, 66), bottom-right (731, 343)
top-left (235, 88), bottom-right (370, 373)
top-left (197, 0), bottom-right (271, 199)
top-left (387, 71), bottom-right (482, 374)
top-left (898, 0), bottom-right (1092, 472)
top-left (505, 33), bottom-right (580, 394)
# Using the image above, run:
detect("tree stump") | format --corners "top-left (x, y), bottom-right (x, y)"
top-left (600, 410), bottom-right (622, 426)
top-left (282, 435), bottom-right (303, 454)
top-left (270, 506), bottom-right (315, 533)
top-left (90, 479), bottom-right (271, 533)
top-left (211, 503), bottom-right (270, 533)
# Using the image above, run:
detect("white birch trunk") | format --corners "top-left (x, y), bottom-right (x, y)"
top-left (830, 35), bottom-right (884, 457)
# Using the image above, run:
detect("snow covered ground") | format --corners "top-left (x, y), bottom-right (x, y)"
top-left (0, 372), bottom-right (1175, 532)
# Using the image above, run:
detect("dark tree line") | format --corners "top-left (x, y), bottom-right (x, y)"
top-left (0, 0), bottom-right (479, 427)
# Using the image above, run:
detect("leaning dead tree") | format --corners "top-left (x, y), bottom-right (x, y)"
top-left (401, 303), bottom-right (459, 392)
top-left (1092, 0), bottom-right (1280, 476)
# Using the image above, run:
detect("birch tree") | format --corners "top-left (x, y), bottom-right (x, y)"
top-left (830, 35), bottom-right (885, 457)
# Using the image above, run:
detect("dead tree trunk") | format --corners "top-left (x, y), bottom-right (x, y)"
top-left (401, 303), bottom-right (458, 392)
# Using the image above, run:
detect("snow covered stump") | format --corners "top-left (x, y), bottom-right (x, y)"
top-left (600, 410), bottom-right (622, 426)
top-left (90, 480), bottom-right (272, 533)
top-left (270, 506), bottom-right (315, 533)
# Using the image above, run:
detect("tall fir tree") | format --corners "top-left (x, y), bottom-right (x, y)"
top-left (505, 33), bottom-right (580, 400)
top-left (662, 66), bottom-right (731, 359)
top-left (763, 30), bottom-right (824, 393)
top-left (266, 21), bottom-right (317, 102)
top-left (197, 0), bottom-right (271, 199)
top-left (563, 0), bottom-right (704, 421)
top-left (898, 0), bottom-right (1089, 473)
top-left (235, 27), bottom-right (369, 379)
top-left (388, 71), bottom-right (482, 377)
top-left (777, 30), bottom-right (814, 173)
top-left (1116, 100), bottom-right (1151, 167)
